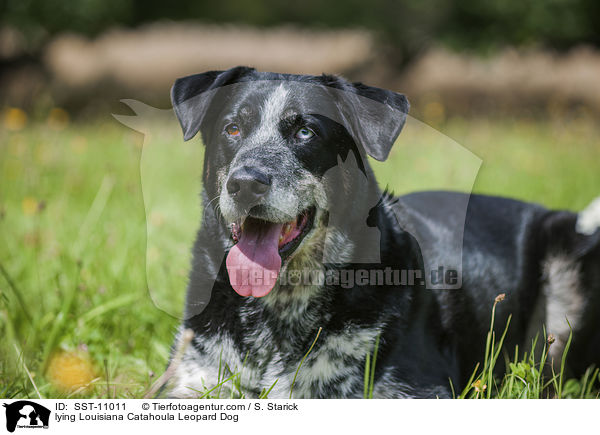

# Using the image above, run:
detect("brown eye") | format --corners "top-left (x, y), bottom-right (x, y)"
top-left (225, 124), bottom-right (240, 137)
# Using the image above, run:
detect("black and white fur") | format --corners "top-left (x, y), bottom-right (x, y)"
top-left (165, 66), bottom-right (600, 398)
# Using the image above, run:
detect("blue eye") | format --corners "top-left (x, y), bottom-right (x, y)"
top-left (295, 127), bottom-right (315, 140)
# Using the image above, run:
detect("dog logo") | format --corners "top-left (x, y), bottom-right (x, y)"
top-left (2, 401), bottom-right (50, 433)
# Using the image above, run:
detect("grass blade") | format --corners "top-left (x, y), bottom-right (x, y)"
top-left (0, 262), bottom-right (33, 325)
top-left (367, 334), bottom-right (381, 399)
top-left (289, 327), bottom-right (322, 399)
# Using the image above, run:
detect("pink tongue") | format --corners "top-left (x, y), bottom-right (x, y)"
top-left (226, 220), bottom-right (283, 297)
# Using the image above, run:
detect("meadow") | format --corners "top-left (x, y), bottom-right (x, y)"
top-left (1, 107), bottom-right (600, 398)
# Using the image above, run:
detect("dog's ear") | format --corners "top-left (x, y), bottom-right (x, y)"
top-left (171, 66), bottom-right (255, 141)
top-left (329, 79), bottom-right (410, 162)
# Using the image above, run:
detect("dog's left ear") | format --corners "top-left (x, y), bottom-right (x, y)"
top-left (171, 66), bottom-right (255, 141)
top-left (336, 81), bottom-right (410, 162)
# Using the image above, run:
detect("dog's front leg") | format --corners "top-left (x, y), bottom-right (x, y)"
top-left (164, 330), bottom-right (219, 398)
top-left (165, 327), bottom-right (255, 398)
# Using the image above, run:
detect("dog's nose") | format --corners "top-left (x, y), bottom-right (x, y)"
top-left (226, 166), bottom-right (271, 204)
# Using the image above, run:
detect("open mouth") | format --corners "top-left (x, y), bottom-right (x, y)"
top-left (230, 206), bottom-right (316, 258)
top-left (226, 207), bottom-right (316, 298)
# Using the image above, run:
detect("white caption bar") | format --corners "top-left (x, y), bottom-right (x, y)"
top-left (0, 399), bottom-right (596, 434)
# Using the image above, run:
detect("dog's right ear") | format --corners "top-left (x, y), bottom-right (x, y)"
top-left (171, 66), bottom-right (255, 141)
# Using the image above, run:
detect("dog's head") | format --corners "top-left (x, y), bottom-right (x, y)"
top-left (171, 66), bottom-right (409, 298)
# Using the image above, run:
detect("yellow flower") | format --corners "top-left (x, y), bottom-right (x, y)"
top-left (70, 135), bottom-right (88, 154)
top-left (22, 197), bottom-right (38, 216)
top-left (46, 350), bottom-right (96, 393)
top-left (423, 100), bottom-right (446, 126)
top-left (472, 379), bottom-right (487, 393)
top-left (3, 107), bottom-right (27, 131)
top-left (47, 108), bottom-right (70, 131)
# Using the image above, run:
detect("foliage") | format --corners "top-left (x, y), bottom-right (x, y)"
top-left (1, 0), bottom-right (599, 64)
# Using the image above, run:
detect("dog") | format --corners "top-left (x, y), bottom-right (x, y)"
top-left (164, 66), bottom-right (600, 398)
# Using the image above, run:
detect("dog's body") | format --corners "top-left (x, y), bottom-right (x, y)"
top-left (165, 67), bottom-right (600, 398)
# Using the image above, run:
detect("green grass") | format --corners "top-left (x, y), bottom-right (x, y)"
top-left (458, 296), bottom-right (599, 399)
top-left (1, 113), bottom-right (599, 398)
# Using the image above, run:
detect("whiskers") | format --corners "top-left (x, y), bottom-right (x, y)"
top-left (204, 194), bottom-right (224, 222)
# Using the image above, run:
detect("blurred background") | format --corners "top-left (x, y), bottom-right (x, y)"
top-left (1, 0), bottom-right (600, 118)
top-left (1, 0), bottom-right (600, 398)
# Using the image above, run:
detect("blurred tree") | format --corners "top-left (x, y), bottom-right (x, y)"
top-left (1, 0), bottom-right (599, 64)
top-left (441, 0), bottom-right (600, 52)
top-left (0, 0), bottom-right (133, 47)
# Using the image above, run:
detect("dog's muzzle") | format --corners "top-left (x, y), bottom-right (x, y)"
top-left (222, 166), bottom-right (317, 298)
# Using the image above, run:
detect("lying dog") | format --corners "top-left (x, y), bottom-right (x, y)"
top-left (165, 66), bottom-right (600, 398)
